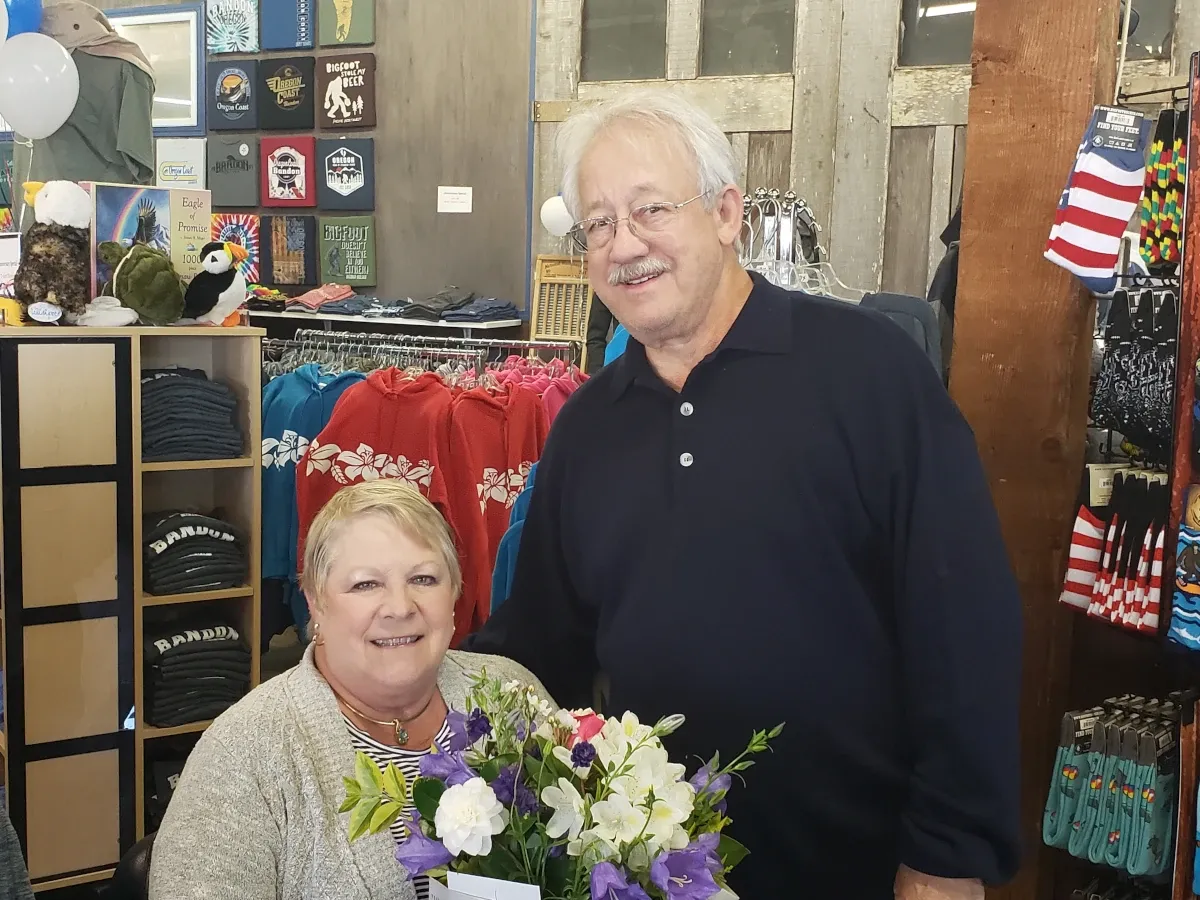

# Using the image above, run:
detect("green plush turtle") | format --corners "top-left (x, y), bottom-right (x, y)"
top-left (97, 242), bottom-right (185, 326)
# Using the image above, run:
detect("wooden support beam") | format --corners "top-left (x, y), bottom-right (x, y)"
top-left (789, 0), bottom-right (844, 239)
top-left (1174, 0), bottom-right (1200, 77)
top-left (665, 0), bottom-right (702, 80)
top-left (949, 0), bottom-right (1119, 897)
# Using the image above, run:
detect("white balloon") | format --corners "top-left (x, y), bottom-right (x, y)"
top-left (540, 195), bottom-right (575, 237)
top-left (0, 33), bottom-right (80, 140)
top-left (0, 5), bottom-right (8, 43)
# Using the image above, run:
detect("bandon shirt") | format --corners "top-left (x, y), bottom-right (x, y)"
top-left (464, 273), bottom-right (1023, 898)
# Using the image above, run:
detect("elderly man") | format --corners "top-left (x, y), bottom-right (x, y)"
top-left (466, 91), bottom-right (1021, 899)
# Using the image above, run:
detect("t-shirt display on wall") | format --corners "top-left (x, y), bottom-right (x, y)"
top-left (260, 0), bottom-right (315, 50)
top-left (262, 136), bottom-right (316, 207)
top-left (207, 60), bottom-right (258, 131)
top-left (317, 138), bottom-right (374, 211)
top-left (261, 215), bottom-right (318, 285)
top-left (207, 136), bottom-right (259, 207)
top-left (316, 53), bottom-right (375, 129)
top-left (207, 0), bottom-right (260, 53)
top-left (155, 139), bottom-right (207, 189)
top-left (319, 215), bottom-right (375, 285)
top-left (318, 0), bottom-right (374, 46)
top-left (259, 56), bottom-right (316, 131)
top-left (211, 213), bottom-right (261, 282)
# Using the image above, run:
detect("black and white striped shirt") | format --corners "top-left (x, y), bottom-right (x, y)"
top-left (344, 716), bottom-right (453, 900)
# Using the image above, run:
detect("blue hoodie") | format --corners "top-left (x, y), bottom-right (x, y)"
top-left (489, 461), bottom-right (538, 614)
top-left (261, 365), bottom-right (366, 583)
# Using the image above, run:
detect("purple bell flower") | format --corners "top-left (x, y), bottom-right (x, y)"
top-left (466, 708), bottom-right (492, 743)
top-left (689, 765), bottom-right (732, 814)
top-left (590, 862), bottom-right (651, 900)
top-left (395, 827), bottom-right (453, 879)
top-left (650, 845), bottom-right (722, 900)
top-left (444, 710), bottom-right (470, 752)
top-left (419, 749), bottom-right (475, 787)
top-left (491, 764), bottom-right (538, 816)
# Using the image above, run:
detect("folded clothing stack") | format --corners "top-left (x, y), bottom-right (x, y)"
top-left (144, 619), bottom-right (251, 727)
top-left (144, 511), bottom-right (248, 596)
top-left (442, 297), bottom-right (519, 323)
top-left (404, 286), bottom-right (474, 321)
top-left (142, 368), bottom-right (244, 462)
top-left (285, 283), bottom-right (354, 312)
top-left (146, 757), bottom-right (187, 831)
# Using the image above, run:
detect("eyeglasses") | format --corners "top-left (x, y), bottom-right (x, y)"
top-left (568, 194), bottom-right (705, 253)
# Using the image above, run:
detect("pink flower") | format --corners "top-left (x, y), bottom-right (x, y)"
top-left (568, 710), bottom-right (605, 748)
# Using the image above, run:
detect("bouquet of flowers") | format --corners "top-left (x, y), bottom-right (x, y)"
top-left (343, 672), bottom-right (783, 900)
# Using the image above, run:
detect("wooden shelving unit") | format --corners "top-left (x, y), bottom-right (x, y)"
top-left (0, 326), bottom-right (263, 888)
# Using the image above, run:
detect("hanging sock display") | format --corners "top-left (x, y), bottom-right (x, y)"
top-left (1138, 109), bottom-right (1190, 272)
top-left (1046, 106), bottom-right (1153, 294)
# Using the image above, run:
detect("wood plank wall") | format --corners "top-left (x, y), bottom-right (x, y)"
top-left (103, 0), bottom-right (536, 307)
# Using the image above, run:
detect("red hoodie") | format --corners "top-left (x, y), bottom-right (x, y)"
top-left (295, 369), bottom-right (489, 645)
top-left (446, 383), bottom-right (548, 628)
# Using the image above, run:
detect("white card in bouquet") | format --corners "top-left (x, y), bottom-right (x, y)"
top-left (427, 873), bottom-right (541, 900)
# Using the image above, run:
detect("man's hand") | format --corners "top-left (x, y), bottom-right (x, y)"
top-left (895, 866), bottom-right (985, 900)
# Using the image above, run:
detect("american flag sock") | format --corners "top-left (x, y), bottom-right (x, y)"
top-left (1061, 505), bottom-right (1105, 610)
top-left (1046, 107), bottom-right (1152, 294)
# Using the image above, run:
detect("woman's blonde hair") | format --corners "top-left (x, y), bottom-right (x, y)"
top-left (301, 480), bottom-right (462, 604)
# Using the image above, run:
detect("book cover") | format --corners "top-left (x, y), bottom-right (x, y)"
top-left (261, 0), bottom-right (315, 49)
top-left (259, 56), bottom-right (316, 131)
top-left (156, 139), bottom-right (207, 189)
top-left (0, 233), bottom-right (19, 298)
top-left (261, 215), bottom-right (318, 285)
top-left (318, 0), bottom-right (373, 46)
top-left (92, 184), bottom-right (173, 294)
top-left (169, 189), bottom-right (212, 285)
top-left (319, 214), bottom-right (375, 285)
top-left (207, 60), bottom-right (258, 130)
top-left (207, 136), bottom-right (260, 207)
top-left (211, 212), bottom-right (261, 283)
top-left (261, 137), bottom-right (316, 207)
top-left (316, 53), bottom-right (375, 129)
top-left (317, 138), bottom-right (374, 211)
top-left (207, 0), bottom-right (260, 53)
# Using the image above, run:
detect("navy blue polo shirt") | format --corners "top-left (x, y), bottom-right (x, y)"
top-left (466, 273), bottom-right (1022, 898)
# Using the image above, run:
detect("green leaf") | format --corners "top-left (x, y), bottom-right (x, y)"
top-left (412, 777), bottom-right (447, 822)
top-left (355, 751), bottom-right (384, 798)
top-left (382, 762), bottom-right (408, 803)
top-left (348, 796), bottom-right (382, 842)
top-left (371, 799), bottom-right (405, 833)
top-left (339, 776), bottom-right (362, 814)
top-left (718, 834), bottom-right (750, 871)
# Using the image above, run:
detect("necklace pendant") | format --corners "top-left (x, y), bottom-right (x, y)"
top-left (394, 722), bottom-right (409, 745)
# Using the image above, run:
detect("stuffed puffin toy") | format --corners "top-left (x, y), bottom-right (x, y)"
top-left (184, 241), bottom-right (250, 326)
top-left (13, 181), bottom-right (94, 318)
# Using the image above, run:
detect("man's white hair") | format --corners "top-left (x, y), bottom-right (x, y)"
top-left (556, 89), bottom-right (738, 220)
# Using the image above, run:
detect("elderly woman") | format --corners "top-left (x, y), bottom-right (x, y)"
top-left (150, 480), bottom-right (550, 899)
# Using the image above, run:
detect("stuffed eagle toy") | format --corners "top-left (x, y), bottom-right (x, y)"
top-left (13, 181), bottom-right (94, 317)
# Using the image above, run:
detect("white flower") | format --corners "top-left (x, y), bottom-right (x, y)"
top-left (610, 744), bottom-right (686, 806)
top-left (503, 680), bottom-right (523, 694)
top-left (433, 777), bottom-right (506, 857)
top-left (553, 709), bottom-right (580, 731)
top-left (567, 828), bottom-right (619, 863)
top-left (593, 712), bottom-right (659, 769)
top-left (541, 777), bottom-right (585, 840)
top-left (643, 781), bottom-right (695, 850)
top-left (590, 792), bottom-right (648, 846)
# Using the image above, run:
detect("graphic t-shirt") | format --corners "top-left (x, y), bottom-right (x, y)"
top-left (207, 60), bottom-right (258, 130)
top-left (261, 136), bottom-right (317, 207)
top-left (207, 135), bottom-right (260, 207)
top-left (316, 52), bottom-right (375, 129)
top-left (316, 138), bottom-right (375, 210)
top-left (259, 56), bottom-right (316, 130)
top-left (261, 215), bottom-right (319, 285)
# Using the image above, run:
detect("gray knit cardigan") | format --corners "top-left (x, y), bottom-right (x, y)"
top-left (149, 645), bottom-right (551, 900)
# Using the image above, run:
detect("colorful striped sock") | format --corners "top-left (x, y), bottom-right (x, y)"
top-left (1061, 506), bottom-right (1105, 610)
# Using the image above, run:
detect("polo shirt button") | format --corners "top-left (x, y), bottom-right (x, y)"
top-left (679, 452), bottom-right (694, 467)
top-left (680, 402), bottom-right (694, 417)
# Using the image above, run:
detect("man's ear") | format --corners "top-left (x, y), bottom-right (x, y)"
top-left (712, 184), bottom-right (744, 247)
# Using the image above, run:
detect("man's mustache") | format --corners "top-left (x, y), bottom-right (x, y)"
top-left (608, 258), bottom-right (670, 286)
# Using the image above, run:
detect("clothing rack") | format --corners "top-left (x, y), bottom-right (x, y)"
top-left (262, 336), bottom-right (489, 377)
top-left (289, 328), bottom-right (583, 365)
